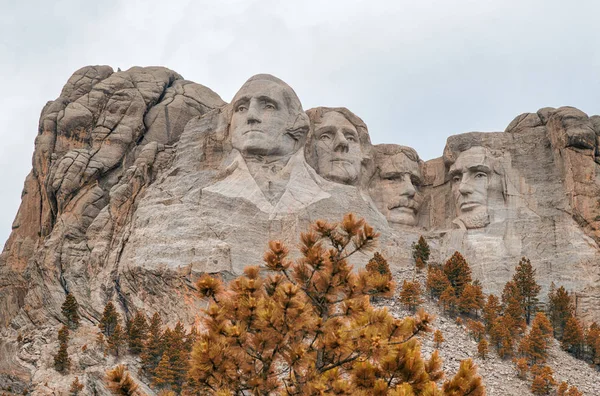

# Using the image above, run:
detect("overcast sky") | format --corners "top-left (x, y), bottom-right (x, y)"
top-left (1, 0), bottom-right (599, 247)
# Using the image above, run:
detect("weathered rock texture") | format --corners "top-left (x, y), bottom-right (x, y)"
top-left (1, 67), bottom-right (599, 394)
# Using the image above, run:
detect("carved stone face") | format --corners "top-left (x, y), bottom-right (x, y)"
top-left (313, 111), bottom-right (362, 185)
top-left (230, 79), bottom-right (297, 157)
top-left (449, 146), bottom-right (493, 229)
top-left (373, 151), bottom-right (423, 226)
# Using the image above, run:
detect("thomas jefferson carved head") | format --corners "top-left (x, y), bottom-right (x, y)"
top-left (370, 145), bottom-right (424, 226)
top-left (306, 107), bottom-right (371, 185)
top-left (229, 74), bottom-right (309, 158)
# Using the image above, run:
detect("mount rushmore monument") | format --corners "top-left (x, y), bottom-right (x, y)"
top-left (1, 66), bottom-right (600, 349)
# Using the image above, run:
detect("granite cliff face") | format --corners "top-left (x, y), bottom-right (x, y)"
top-left (1, 66), bottom-right (599, 394)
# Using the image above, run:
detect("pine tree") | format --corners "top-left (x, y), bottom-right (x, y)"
top-left (562, 316), bottom-right (584, 358)
top-left (141, 312), bottom-right (164, 377)
top-left (426, 266), bottom-right (450, 299)
top-left (187, 214), bottom-right (480, 395)
top-left (548, 284), bottom-right (574, 339)
top-left (519, 312), bottom-right (553, 365)
top-left (490, 316), bottom-right (514, 358)
top-left (501, 281), bottom-right (526, 336)
top-left (399, 280), bottom-right (423, 312)
top-left (512, 257), bottom-right (541, 324)
top-left (442, 359), bottom-right (485, 396)
top-left (54, 343), bottom-right (70, 373)
top-left (54, 326), bottom-right (70, 373)
top-left (466, 319), bottom-right (486, 342)
top-left (483, 294), bottom-right (501, 333)
top-left (154, 351), bottom-right (175, 390)
top-left (58, 325), bottom-right (69, 345)
top-left (127, 311), bottom-right (149, 355)
top-left (365, 252), bottom-right (391, 279)
top-left (412, 235), bottom-right (431, 265)
top-left (108, 322), bottom-right (126, 357)
top-left (443, 251), bottom-right (472, 297)
top-left (477, 339), bottom-right (488, 359)
top-left (99, 301), bottom-right (120, 338)
top-left (530, 365), bottom-right (556, 395)
top-left (160, 322), bottom-right (189, 392)
top-left (459, 283), bottom-right (485, 316)
top-left (439, 285), bottom-right (458, 315)
top-left (433, 329), bottom-right (444, 348)
top-left (558, 382), bottom-right (569, 396)
top-left (585, 321), bottom-right (600, 364)
top-left (69, 376), bottom-right (84, 395)
top-left (106, 364), bottom-right (140, 395)
top-left (514, 357), bottom-right (528, 379)
top-left (61, 293), bottom-right (80, 329)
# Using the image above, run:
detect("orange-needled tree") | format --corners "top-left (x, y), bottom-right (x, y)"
top-left (187, 214), bottom-right (485, 395)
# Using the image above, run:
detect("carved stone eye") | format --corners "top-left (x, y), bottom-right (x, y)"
top-left (264, 103), bottom-right (276, 110)
top-left (236, 105), bottom-right (247, 113)
top-left (475, 172), bottom-right (487, 179)
top-left (453, 175), bottom-right (461, 183)
top-left (319, 133), bottom-right (332, 141)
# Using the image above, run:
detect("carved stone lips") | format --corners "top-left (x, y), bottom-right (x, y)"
top-left (460, 201), bottom-right (481, 210)
top-left (330, 158), bottom-right (352, 164)
top-left (243, 129), bottom-right (264, 135)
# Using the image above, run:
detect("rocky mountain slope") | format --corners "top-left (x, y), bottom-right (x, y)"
top-left (1, 65), bottom-right (599, 394)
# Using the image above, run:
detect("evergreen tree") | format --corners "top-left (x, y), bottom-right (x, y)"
top-left (459, 283), bottom-right (485, 316)
top-left (154, 351), bottom-right (175, 390)
top-left (466, 319), bottom-right (486, 342)
top-left (482, 294), bottom-right (501, 333)
top-left (106, 364), bottom-right (140, 395)
top-left (477, 339), bottom-right (488, 359)
top-left (185, 326), bottom-right (199, 353)
top-left (69, 376), bottom-right (84, 395)
top-left (562, 316), bottom-right (584, 358)
top-left (365, 252), bottom-right (391, 279)
top-left (187, 214), bottom-right (484, 395)
top-left (443, 251), bottom-right (472, 297)
top-left (442, 359), bottom-right (485, 396)
top-left (585, 321), bottom-right (600, 364)
top-left (159, 322), bottom-right (189, 392)
top-left (514, 357), bottom-right (528, 379)
top-left (439, 285), bottom-right (458, 315)
top-left (54, 326), bottom-right (70, 373)
top-left (127, 311), bottom-right (149, 355)
top-left (141, 312), bottom-right (164, 376)
top-left (426, 266), bottom-right (450, 299)
top-left (99, 301), bottom-right (120, 338)
top-left (58, 325), bottom-right (70, 345)
top-left (490, 316), bottom-right (514, 358)
top-left (433, 329), bottom-right (444, 348)
top-left (61, 293), bottom-right (80, 329)
top-left (399, 279), bottom-right (423, 312)
top-left (501, 281), bottom-right (526, 336)
top-left (412, 235), bottom-right (431, 265)
top-left (548, 285), bottom-right (574, 339)
top-left (519, 312), bottom-right (553, 365)
top-left (530, 365), bottom-right (556, 395)
top-left (108, 322), bottom-right (126, 357)
top-left (512, 257), bottom-right (541, 324)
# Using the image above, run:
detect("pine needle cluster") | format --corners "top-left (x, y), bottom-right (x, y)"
top-left (188, 214), bottom-right (484, 395)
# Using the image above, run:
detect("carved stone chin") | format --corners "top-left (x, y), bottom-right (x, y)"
top-left (453, 207), bottom-right (490, 230)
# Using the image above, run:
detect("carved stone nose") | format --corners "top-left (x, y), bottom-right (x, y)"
top-left (333, 131), bottom-right (349, 153)
top-left (400, 176), bottom-right (416, 197)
